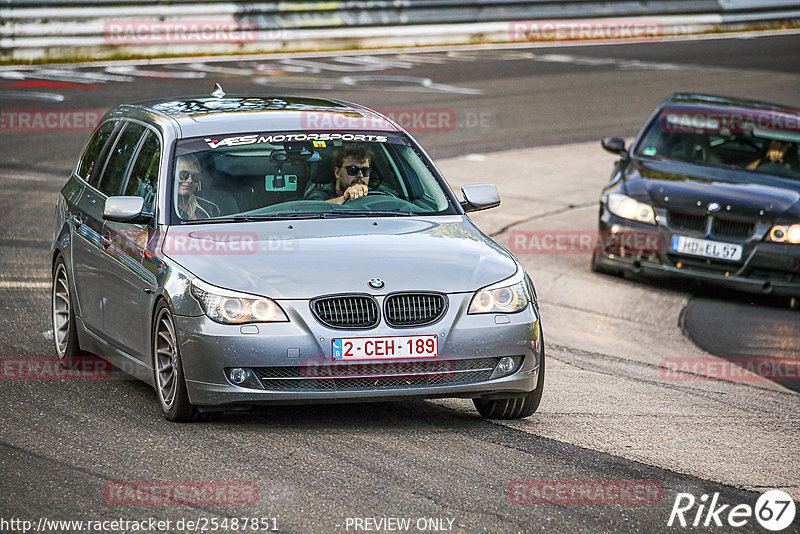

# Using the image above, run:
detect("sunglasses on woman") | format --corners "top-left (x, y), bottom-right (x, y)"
top-left (178, 170), bottom-right (202, 182)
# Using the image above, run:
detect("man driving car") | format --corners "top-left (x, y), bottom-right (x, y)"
top-left (305, 145), bottom-right (374, 204)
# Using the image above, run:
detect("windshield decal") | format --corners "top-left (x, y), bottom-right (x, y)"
top-left (204, 132), bottom-right (389, 149)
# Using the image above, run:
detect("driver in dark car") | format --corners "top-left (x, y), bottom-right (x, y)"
top-left (746, 138), bottom-right (794, 172)
top-left (305, 145), bottom-right (374, 204)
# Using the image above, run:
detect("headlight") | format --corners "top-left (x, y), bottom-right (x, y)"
top-left (468, 272), bottom-right (531, 314)
top-left (768, 224), bottom-right (800, 244)
top-left (190, 279), bottom-right (288, 324)
top-left (606, 193), bottom-right (656, 224)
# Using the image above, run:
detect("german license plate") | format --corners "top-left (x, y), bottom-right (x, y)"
top-left (331, 335), bottom-right (438, 361)
top-left (671, 235), bottom-right (742, 261)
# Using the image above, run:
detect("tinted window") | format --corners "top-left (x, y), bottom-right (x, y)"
top-left (635, 107), bottom-right (800, 180)
top-left (124, 130), bottom-right (161, 211)
top-left (98, 122), bottom-right (147, 196)
top-left (77, 121), bottom-right (117, 182)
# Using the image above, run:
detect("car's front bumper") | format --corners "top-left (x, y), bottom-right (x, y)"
top-left (596, 210), bottom-right (800, 297)
top-left (175, 294), bottom-right (541, 407)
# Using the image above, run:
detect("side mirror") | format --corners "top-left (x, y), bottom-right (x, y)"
top-left (103, 196), bottom-right (153, 224)
top-left (601, 137), bottom-right (627, 155)
top-left (460, 184), bottom-right (500, 213)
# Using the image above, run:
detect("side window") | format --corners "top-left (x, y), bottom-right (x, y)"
top-left (124, 130), bottom-right (161, 212)
top-left (97, 122), bottom-right (147, 197)
top-left (77, 121), bottom-right (117, 182)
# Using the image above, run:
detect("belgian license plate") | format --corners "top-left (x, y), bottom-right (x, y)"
top-left (671, 235), bottom-right (743, 261)
top-left (331, 335), bottom-right (438, 361)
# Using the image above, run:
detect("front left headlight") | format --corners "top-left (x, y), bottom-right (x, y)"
top-left (468, 272), bottom-right (531, 314)
top-left (190, 278), bottom-right (288, 324)
top-left (606, 193), bottom-right (656, 224)
top-left (768, 224), bottom-right (800, 244)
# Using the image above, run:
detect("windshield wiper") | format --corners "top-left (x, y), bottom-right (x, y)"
top-left (232, 213), bottom-right (327, 221)
top-left (180, 210), bottom-right (416, 224)
top-left (179, 213), bottom-right (326, 224)
top-left (324, 210), bottom-right (416, 218)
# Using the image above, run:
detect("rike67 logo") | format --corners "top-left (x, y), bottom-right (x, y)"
top-left (668, 490), bottom-right (796, 531)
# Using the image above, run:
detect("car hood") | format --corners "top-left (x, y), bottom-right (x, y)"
top-left (623, 158), bottom-right (800, 219)
top-left (162, 216), bottom-right (518, 299)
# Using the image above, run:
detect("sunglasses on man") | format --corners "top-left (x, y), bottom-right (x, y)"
top-left (343, 165), bottom-right (371, 177)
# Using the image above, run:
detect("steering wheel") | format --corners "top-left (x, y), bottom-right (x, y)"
top-left (365, 189), bottom-right (394, 197)
top-left (343, 193), bottom-right (417, 211)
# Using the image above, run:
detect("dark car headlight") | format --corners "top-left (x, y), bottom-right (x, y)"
top-left (768, 224), bottom-right (800, 244)
top-left (468, 272), bottom-right (531, 314)
top-left (605, 193), bottom-right (656, 225)
top-left (190, 279), bottom-right (288, 324)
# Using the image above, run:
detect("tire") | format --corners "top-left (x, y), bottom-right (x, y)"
top-left (473, 333), bottom-right (546, 420)
top-left (590, 249), bottom-right (624, 277)
top-left (51, 256), bottom-right (85, 361)
top-left (153, 302), bottom-right (200, 422)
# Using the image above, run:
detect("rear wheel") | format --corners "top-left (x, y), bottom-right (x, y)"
top-left (51, 256), bottom-right (84, 361)
top-left (153, 302), bottom-right (199, 422)
top-left (473, 334), bottom-right (545, 419)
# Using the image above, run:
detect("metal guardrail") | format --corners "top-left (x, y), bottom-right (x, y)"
top-left (2, 1), bottom-right (800, 61)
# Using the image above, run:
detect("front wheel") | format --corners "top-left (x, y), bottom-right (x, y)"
top-left (590, 249), bottom-right (624, 277)
top-left (153, 302), bottom-right (199, 422)
top-left (51, 256), bottom-right (84, 361)
top-left (473, 336), bottom-right (545, 419)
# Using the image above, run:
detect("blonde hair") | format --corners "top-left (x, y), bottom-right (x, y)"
top-left (177, 153), bottom-right (207, 219)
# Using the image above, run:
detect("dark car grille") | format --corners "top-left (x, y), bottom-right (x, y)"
top-left (669, 211), bottom-right (755, 239)
top-left (669, 211), bottom-right (707, 233)
top-left (312, 295), bottom-right (379, 329)
top-left (711, 217), bottom-right (755, 239)
top-left (384, 293), bottom-right (447, 327)
top-left (251, 357), bottom-right (502, 391)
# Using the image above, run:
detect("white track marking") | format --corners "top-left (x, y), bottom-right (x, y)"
top-left (0, 281), bottom-right (51, 289)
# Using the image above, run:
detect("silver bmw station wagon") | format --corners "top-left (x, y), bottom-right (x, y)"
top-left (51, 88), bottom-right (544, 422)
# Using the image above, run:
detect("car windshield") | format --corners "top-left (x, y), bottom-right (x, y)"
top-left (171, 132), bottom-right (457, 221)
top-left (634, 106), bottom-right (800, 180)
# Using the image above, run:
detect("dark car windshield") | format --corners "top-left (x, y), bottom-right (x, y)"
top-left (634, 106), bottom-right (800, 180)
top-left (170, 132), bottom-right (457, 222)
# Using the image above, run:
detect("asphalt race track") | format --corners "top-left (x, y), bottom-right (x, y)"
top-left (1, 32), bottom-right (799, 533)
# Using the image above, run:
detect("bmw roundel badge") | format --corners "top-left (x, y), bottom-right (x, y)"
top-left (707, 202), bottom-right (721, 212)
top-left (368, 278), bottom-right (385, 289)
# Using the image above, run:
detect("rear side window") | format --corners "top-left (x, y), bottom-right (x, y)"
top-left (98, 122), bottom-right (147, 197)
top-left (124, 130), bottom-right (161, 211)
top-left (77, 121), bottom-right (117, 182)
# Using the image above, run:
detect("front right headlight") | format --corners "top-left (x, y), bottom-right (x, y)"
top-left (605, 193), bottom-right (656, 224)
top-left (190, 278), bottom-right (288, 324)
top-left (468, 272), bottom-right (531, 314)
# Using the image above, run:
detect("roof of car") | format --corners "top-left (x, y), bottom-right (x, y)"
top-left (663, 93), bottom-right (799, 114)
top-left (121, 94), bottom-right (402, 138)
